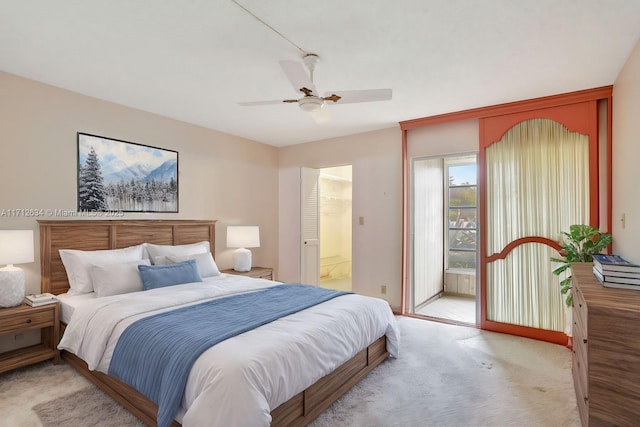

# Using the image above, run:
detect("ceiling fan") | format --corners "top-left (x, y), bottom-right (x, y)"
top-left (239, 53), bottom-right (392, 123)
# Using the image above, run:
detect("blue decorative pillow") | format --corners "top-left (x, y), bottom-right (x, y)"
top-left (138, 259), bottom-right (202, 290)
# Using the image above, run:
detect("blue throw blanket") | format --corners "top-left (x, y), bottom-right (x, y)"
top-left (108, 284), bottom-right (349, 427)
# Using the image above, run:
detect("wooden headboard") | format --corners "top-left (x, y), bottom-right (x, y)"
top-left (38, 220), bottom-right (217, 295)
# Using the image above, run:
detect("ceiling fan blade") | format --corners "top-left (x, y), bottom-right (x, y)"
top-left (323, 88), bottom-right (392, 104)
top-left (308, 106), bottom-right (331, 124)
top-left (279, 60), bottom-right (318, 96)
top-left (238, 100), bottom-right (289, 106)
top-left (238, 100), bottom-right (283, 106)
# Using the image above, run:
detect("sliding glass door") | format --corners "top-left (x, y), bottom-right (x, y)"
top-left (410, 154), bottom-right (478, 324)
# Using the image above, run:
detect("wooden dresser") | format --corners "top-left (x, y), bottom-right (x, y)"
top-left (571, 262), bottom-right (640, 426)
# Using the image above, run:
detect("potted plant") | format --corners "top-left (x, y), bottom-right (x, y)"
top-left (551, 224), bottom-right (612, 306)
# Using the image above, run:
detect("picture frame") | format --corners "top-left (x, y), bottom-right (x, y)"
top-left (77, 133), bottom-right (178, 213)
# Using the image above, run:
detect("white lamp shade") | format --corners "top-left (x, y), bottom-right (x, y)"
top-left (226, 226), bottom-right (260, 249)
top-left (0, 230), bottom-right (34, 266)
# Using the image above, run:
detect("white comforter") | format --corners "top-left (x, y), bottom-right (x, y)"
top-left (58, 275), bottom-right (399, 427)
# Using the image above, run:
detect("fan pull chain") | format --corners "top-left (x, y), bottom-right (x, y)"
top-left (231, 0), bottom-right (308, 55)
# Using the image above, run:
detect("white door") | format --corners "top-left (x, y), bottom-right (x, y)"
top-left (300, 167), bottom-right (320, 285)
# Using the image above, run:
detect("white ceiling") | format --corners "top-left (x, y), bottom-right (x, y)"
top-left (1, 1), bottom-right (639, 147)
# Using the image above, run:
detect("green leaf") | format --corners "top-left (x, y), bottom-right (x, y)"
top-left (565, 294), bottom-right (573, 307)
top-left (552, 224), bottom-right (611, 306)
top-left (552, 264), bottom-right (570, 276)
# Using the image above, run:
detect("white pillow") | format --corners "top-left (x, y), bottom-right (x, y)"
top-left (159, 252), bottom-right (220, 278)
top-left (91, 259), bottom-right (151, 298)
top-left (59, 244), bottom-right (147, 295)
top-left (146, 241), bottom-right (210, 263)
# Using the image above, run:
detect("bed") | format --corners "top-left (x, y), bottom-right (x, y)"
top-left (39, 219), bottom-right (399, 427)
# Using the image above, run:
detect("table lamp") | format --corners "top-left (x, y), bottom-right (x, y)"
top-left (226, 226), bottom-right (260, 272)
top-left (0, 230), bottom-right (35, 307)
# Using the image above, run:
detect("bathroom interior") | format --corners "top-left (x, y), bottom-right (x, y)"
top-left (318, 165), bottom-right (352, 292)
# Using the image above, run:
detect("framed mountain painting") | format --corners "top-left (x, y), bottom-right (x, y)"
top-left (77, 133), bottom-right (178, 213)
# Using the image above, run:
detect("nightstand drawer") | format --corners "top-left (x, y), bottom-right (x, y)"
top-left (0, 309), bottom-right (53, 334)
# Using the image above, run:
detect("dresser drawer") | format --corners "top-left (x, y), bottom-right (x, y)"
top-left (572, 286), bottom-right (587, 330)
top-left (573, 353), bottom-right (589, 427)
top-left (572, 352), bottom-right (588, 399)
top-left (0, 309), bottom-right (54, 334)
top-left (572, 326), bottom-right (588, 391)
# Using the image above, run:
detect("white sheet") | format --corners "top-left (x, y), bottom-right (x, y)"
top-left (56, 291), bottom-right (97, 324)
top-left (58, 274), bottom-right (399, 427)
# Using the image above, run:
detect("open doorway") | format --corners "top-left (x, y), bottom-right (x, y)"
top-left (410, 154), bottom-right (477, 325)
top-left (319, 165), bottom-right (352, 292)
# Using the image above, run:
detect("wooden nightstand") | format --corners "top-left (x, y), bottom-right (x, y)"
top-left (0, 302), bottom-right (60, 374)
top-left (222, 266), bottom-right (274, 280)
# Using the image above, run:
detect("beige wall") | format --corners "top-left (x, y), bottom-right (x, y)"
top-left (0, 71), bottom-right (279, 296)
top-left (278, 127), bottom-right (403, 310)
top-left (612, 37), bottom-right (640, 261)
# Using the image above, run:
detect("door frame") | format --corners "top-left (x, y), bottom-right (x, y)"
top-left (400, 86), bottom-right (613, 343)
top-left (408, 153), bottom-right (478, 321)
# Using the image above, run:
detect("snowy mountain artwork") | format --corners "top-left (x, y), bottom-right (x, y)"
top-left (77, 133), bottom-right (178, 212)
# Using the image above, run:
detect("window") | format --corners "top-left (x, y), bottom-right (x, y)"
top-left (446, 157), bottom-right (477, 269)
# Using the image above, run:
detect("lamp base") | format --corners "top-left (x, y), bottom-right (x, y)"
top-left (233, 248), bottom-right (252, 272)
top-left (0, 266), bottom-right (25, 308)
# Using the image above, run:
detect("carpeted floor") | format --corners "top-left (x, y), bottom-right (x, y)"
top-left (0, 316), bottom-right (580, 427)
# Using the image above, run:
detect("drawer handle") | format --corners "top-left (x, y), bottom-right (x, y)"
top-left (583, 339), bottom-right (588, 344)
top-left (579, 303), bottom-right (582, 308)
top-left (584, 397), bottom-right (588, 403)
top-left (26, 318), bottom-right (32, 324)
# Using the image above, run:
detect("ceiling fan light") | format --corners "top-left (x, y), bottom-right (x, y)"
top-left (298, 97), bottom-right (324, 112)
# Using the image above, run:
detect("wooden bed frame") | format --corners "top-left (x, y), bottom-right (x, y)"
top-left (39, 219), bottom-right (388, 427)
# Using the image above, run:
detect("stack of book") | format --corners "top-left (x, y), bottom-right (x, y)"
top-left (592, 254), bottom-right (640, 290)
top-left (24, 293), bottom-right (58, 307)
